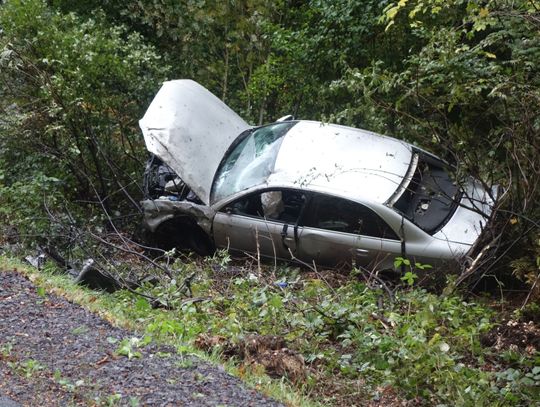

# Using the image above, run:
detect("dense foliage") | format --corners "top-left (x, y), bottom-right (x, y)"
top-left (0, 0), bottom-right (168, 237)
top-left (0, 0), bottom-right (539, 403)
top-left (1, 0), bottom-right (538, 283)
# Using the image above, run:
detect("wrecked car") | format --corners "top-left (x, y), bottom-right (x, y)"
top-left (139, 80), bottom-right (497, 271)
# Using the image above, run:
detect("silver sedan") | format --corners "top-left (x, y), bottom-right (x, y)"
top-left (140, 80), bottom-right (497, 270)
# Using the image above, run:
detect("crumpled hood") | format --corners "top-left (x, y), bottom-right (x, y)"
top-left (139, 80), bottom-right (251, 205)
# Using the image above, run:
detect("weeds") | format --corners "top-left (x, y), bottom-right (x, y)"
top-left (94, 393), bottom-right (123, 407)
top-left (101, 251), bottom-right (538, 405)
top-left (9, 359), bottom-right (45, 378)
top-left (53, 369), bottom-right (85, 394)
top-left (3, 255), bottom-right (538, 406)
top-left (115, 337), bottom-right (151, 360)
top-left (0, 341), bottom-right (14, 359)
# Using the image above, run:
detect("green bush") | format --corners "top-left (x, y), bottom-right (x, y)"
top-left (0, 0), bottom-right (169, 242)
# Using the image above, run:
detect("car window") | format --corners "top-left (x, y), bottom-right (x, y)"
top-left (302, 195), bottom-right (398, 239)
top-left (212, 122), bottom-right (297, 203)
top-left (224, 190), bottom-right (307, 223)
top-left (391, 152), bottom-right (460, 234)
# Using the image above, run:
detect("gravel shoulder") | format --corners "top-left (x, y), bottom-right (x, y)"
top-left (0, 269), bottom-right (282, 406)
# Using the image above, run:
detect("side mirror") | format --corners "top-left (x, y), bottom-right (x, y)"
top-left (225, 206), bottom-right (233, 215)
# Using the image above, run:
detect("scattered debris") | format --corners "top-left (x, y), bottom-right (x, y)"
top-left (74, 259), bottom-right (120, 293)
top-left (23, 250), bottom-right (123, 293)
top-left (24, 253), bottom-right (46, 270)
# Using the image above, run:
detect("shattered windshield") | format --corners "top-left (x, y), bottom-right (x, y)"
top-left (211, 122), bottom-right (296, 203)
top-left (390, 153), bottom-right (461, 234)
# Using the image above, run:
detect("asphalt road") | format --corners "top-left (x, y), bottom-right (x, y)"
top-left (0, 270), bottom-right (282, 406)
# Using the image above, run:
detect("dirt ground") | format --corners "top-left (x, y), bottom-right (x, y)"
top-left (0, 269), bottom-right (282, 407)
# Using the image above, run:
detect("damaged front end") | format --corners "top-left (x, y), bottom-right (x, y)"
top-left (141, 155), bottom-right (215, 254)
top-left (143, 155), bottom-right (203, 204)
top-left (138, 79), bottom-right (251, 255)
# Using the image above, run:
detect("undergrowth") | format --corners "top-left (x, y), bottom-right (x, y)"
top-left (2, 254), bottom-right (539, 406)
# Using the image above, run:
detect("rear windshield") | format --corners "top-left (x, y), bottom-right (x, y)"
top-left (211, 122), bottom-right (296, 203)
top-left (391, 153), bottom-right (460, 234)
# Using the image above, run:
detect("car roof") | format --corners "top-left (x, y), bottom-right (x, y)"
top-left (141, 81), bottom-right (413, 206)
top-left (265, 121), bottom-right (413, 204)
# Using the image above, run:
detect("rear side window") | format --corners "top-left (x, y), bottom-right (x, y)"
top-left (302, 195), bottom-right (398, 239)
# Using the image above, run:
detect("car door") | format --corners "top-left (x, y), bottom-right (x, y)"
top-left (213, 189), bottom-right (307, 260)
top-left (297, 194), bottom-right (402, 269)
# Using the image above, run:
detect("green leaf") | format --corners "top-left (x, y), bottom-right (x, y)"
top-left (36, 286), bottom-right (46, 297)
top-left (268, 294), bottom-right (283, 310)
top-left (400, 271), bottom-right (417, 286)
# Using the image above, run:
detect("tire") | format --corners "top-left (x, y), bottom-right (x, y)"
top-left (152, 217), bottom-right (214, 256)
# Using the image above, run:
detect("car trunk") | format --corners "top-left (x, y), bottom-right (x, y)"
top-left (433, 179), bottom-right (497, 245)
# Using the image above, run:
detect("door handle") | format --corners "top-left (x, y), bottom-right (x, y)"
top-left (356, 248), bottom-right (370, 257)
